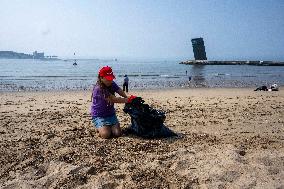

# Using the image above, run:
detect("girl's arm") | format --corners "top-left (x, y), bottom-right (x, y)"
top-left (107, 94), bottom-right (128, 103)
top-left (116, 88), bottom-right (127, 98)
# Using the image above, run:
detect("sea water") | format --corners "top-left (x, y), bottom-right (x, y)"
top-left (0, 59), bottom-right (283, 91)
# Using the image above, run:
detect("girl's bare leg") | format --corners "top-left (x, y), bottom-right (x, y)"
top-left (111, 123), bottom-right (122, 137)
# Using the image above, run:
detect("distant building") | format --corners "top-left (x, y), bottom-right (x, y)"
top-left (0, 50), bottom-right (59, 60)
top-left (191, 38), bottom-right (207, 60)
top-left (33, 51), bottom-right (44, 59)
top-left (0, 51), bottom-right (32, 59)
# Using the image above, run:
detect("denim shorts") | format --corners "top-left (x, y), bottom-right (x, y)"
top-left (92, 114), bottom-right (119, 129)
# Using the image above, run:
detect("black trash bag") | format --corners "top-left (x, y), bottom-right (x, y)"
top-left (254, 86), bottom-right (268, 91)
top-left (123, 97), bottom-right (177, 138)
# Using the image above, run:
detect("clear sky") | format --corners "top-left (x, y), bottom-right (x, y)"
top-left (1, 0), bottom-right (284, 60)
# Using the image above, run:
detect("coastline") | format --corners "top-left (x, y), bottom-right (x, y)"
top-left (0, 86), bottom-right (262, 94)
top-left (0, 86), bottom-right (271, 93)
top-left (2, 83), bottom-right (283, 93)
top-left (1, 88), bottom-right (284, 188)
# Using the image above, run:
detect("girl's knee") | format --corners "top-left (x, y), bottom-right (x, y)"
top-left (98, 127), bottom-right (112, 139)
top-left (100, 132), bottom-right (112, 139)
top-left (112, 124), bottom-right (122, 137)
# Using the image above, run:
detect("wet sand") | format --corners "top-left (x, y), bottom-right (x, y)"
top-left (0, 88), bottom-right (284, 188)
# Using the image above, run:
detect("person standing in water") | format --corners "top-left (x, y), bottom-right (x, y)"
top-left (123, 74), bottom-right (129, 93)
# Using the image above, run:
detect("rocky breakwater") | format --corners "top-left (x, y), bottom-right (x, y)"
top-left (180, 60), bottom-right (284, 66)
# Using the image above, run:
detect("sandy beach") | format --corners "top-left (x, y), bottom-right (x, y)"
top-left (0, 88), bottom-right (284, 188)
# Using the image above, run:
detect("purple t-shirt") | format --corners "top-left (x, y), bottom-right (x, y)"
top-left (90, 82), bottom-right (120, 117)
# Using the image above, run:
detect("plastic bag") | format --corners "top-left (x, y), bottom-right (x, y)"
top-left (123, 97), bottom-right (177, 138)
top-left (254, 86), bottom-right (268, 91)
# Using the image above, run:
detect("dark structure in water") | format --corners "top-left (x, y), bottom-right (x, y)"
top-left (191, 38), bottom-right (207, 60)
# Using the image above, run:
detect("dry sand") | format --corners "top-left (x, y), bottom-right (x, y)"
top-left (0, 88), bottom-right (284, 189)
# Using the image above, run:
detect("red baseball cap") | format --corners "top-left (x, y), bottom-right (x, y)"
top-left (99, 66), bottom-right (115, 81)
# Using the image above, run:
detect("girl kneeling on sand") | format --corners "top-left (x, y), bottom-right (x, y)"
top-left (91, 66), bottom-right (136, 139)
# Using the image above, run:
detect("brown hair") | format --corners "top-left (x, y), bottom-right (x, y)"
top-left (96, 76), bottom-right (115, 98)
top-left (96, 75), bottom-right (106, 89)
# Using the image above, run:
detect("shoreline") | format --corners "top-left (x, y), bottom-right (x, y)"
top-left (0, 85), bottom-right (281, 94)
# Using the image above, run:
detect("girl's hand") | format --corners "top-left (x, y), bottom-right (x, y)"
top-left (127, 95), bottom-right (137, 103)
